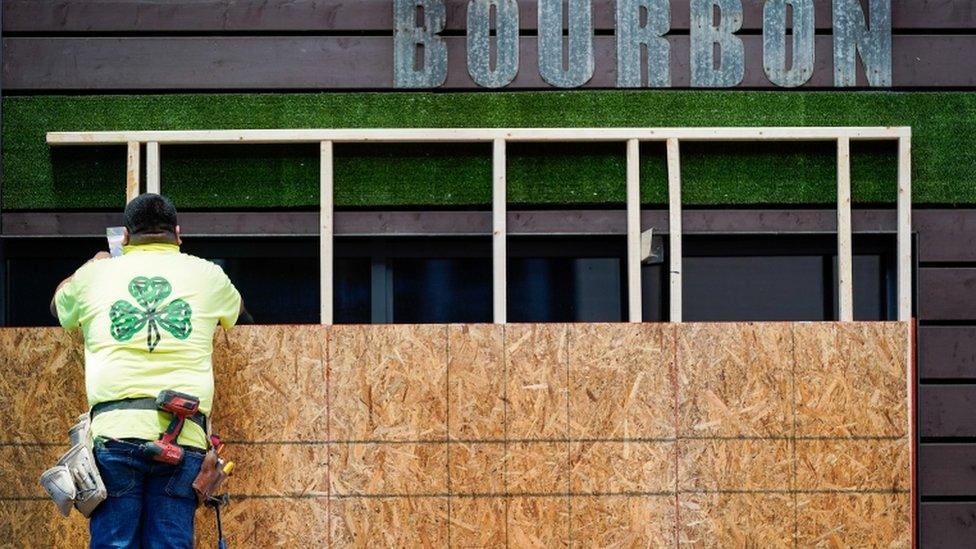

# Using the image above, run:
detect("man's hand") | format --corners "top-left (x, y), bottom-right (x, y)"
top-left (91, 251), bottom-right (111, 262)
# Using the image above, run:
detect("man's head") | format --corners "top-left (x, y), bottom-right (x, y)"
top-left (122, 193), bottom-right (182, 246)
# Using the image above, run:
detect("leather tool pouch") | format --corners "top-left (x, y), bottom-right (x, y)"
top-left (191, 448), bottom-right (224, 506)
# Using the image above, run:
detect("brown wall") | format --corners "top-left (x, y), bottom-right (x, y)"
top-left (3, 0), bottom-right (976, 90)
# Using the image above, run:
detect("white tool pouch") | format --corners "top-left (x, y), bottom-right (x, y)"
top-left (39, 413), bottom-right (107, 518)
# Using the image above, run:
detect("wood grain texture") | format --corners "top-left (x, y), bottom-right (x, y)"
top-left (569, 324), bottom-right (675, 439)
top-left (0, 328), bottom-right (86, 443)
top-left (679, 493), bottom-right (795, 548)
top-left (795, 494), bottom-right (911, 548)
top-left (6, 35), bottom-right (975, 90)
top-left (794, 322), bottom-right (909, 437)
top-left (677, 323), bottom-right (794, 437)
top-left (329, 496), bottom-right (449, 546)
top-left (505, 324), bottom-right (569, 439)
top-left (918, 326), bottom-right (976, 380)
top-left (0, 322), bottom-right (911, 545)
top-left (212, 325), bottom-right (327, 441)
top-left (448, 324), bottom-right (505, 440)
top-left (329, 324), bottom-right (447, 442)
top-left (571, 496), bottom-right (675, 548)
top-left (919, 268), bottom-right (976, 321)
top-left (570, 441), bottom-right (675, 494)
top-left (5, 1), bottom-right (971, 32)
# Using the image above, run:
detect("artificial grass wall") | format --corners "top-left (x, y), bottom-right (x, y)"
top-left (3, 91), bottom-right (975, 210)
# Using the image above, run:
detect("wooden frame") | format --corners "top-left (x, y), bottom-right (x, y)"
top-left (47, 126), bottom-right (913, 324)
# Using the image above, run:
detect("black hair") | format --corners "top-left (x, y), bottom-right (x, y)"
top-left (123, 193), bottom-right (178, 236)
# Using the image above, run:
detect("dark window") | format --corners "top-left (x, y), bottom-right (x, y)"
top-left (0, 233), bottom-right (895, 326)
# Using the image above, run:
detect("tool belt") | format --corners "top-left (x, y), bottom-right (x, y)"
top-left (91, 397), bottom-right (208, 432)
top-left (39, 413), bottom-right (107, 518)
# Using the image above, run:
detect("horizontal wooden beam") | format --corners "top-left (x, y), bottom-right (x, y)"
top-left (47, 127), bottom-right (910, 145)
top-left (919, 268), bottom-right (976, 321)
top-left (0, 208), bottom-right (921, 238)
top-left (5, 0), bottom-right (973, 32)
top-left (6, 35), bottom-right (973, 90)
top-left (920, 384), bottom-right (976, 438)
top-left (918, 326), bottom-right (976, 380)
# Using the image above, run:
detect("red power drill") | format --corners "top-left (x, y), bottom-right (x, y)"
top-left (141, 390), bottom-right (200, 465)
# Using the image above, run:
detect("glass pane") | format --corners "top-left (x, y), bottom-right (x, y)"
top-left (392, 258), bottom-right (492, 323)
top-left (508, 257), bottom-right (623, 322)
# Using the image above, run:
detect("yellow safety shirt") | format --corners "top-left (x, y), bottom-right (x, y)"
top-left (55, 243), bottom-right (241, 449)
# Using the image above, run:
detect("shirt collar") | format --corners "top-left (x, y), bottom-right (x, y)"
top-left (122, 243), bottom-right (181, 255)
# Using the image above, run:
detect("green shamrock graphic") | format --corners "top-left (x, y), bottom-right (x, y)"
top-left (110, 276), bottom-right (192, 352)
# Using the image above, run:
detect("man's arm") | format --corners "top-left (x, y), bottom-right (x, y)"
top-left (50, 251), bottom-right (111, 319)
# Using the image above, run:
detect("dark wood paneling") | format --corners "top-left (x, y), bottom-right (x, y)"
top-left (921, 503), bottom-right (976, 548)
top-left (919, 444), bottom-right (976, 497)
top-left (0, 209), bottom-right (907, 237)
top-left (5, 35), bottom-right (975, 90)
top-left (5, 0), bottom-right (974, 32)
top-left (919, 327), bottom-right (976, 380)
top-left (919, 268), bottom-right (976, 321)
top-left (916, 210), bottom-right (976, 263)
top-left (920, 385), bottom-right (976, 438)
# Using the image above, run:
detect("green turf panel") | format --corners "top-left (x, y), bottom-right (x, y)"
top-left (2, 91), bottom-right (972, 210)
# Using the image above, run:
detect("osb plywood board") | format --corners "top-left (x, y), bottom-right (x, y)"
top-left (794, 322), bottom-right (910, 437)
top-left (195, 497), bottom-right (329, 547)
top-left (0, 328), bottom-right (86, 443)
top-left (569, 323), bottom-right (675, 439)
top-left (571, 496), bottom-right (675, 548)
top-left (448, 324), bottom-right (505, 441)
top-left (449, 497), bottom-right (506, 547)
top-left (0, 322), bottom-right (912, 548)
top-left (677, 323), bottom-right (794, 437)
top-left (224, 443), bottom-right (328, 496)
top-left (330, 496), bottom-right (448, 547)
top-left (678, 439), bottom-right (794, 492)
top-left (328, 442), bottom-right (447, 496)
top-left (795, 493), bottom-right (911, 548)
top-left (505, 324), bottom-right (569, 439)
top-left (211, 325), bottom-right (327, 442)
top-left (0, 501), bottom-right (87, 548)
top-left (570, 441), bottom-right (675, 494)
top-left (329, 325), bottom-right (447, 442)
top-left (0, 444), bottom-right (67, 498)
top-left (507, 496), bottom-right (570, 547)
top-left (679, 492), bottom-right (795, 548)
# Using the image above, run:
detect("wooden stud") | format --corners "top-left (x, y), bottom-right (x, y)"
top-left (493, 138), bottom-right (507, 324)
top-left (320, 141), bottom-right (334, 325)
top-left (46, 126), bottom-right (912, 146)
top-left (837, 137), bottom-right (853, 322)
top-left (667, 138), bottom-right (682, 323)
top-left (897, 136), bottom-right (912, 322)
top-left (125, 141), bottom-right (140, 203)
top-left (626, 139), bottom-right (641, 323)
top-left (146, 141), bottom-right (160, 195)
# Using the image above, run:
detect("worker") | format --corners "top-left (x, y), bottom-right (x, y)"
top-left (51, 193), bottom-right (244, 548)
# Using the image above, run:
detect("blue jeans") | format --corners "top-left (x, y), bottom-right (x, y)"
top-left (90, 439), bottom-right (204, 549)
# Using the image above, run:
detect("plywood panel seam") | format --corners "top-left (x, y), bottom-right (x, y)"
top-left (444, 325), bottom-right (452, 546)
top-left (672, 323), bottom-right (680, 549)
top-left (791, 324), bottom-right (799, 549)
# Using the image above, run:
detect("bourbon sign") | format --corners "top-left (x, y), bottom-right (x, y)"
top-left (393, 0), bottom-right (892, 88)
